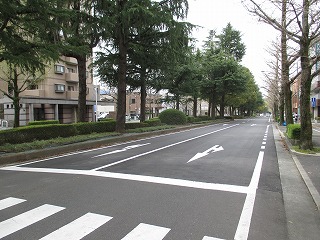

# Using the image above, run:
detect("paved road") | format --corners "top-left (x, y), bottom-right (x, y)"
top-left (0, 118), bottom-right (287, 240)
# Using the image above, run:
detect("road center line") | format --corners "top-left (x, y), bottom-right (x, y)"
top-left (91, 124), bottom-right (239, 171)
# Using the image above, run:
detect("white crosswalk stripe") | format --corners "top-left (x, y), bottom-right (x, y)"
top-left (202, 236), bottom-right (226, 240)
top-left (0, 204), bottom-right (65, 239)
top-left (0, 197), bottom-right (26, 211)
top-left (121, 223), bottom-right (170, 240)
top-left (0, 197), bottom-right (225, 240)
top-left (39, 212), bottom-right (112, 240)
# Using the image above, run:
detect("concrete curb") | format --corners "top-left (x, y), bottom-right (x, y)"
top-left (275, 124), bottom-right (320, 211)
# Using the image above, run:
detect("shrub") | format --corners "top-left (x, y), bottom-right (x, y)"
top-left (187, 116), bottom-right (196, 123)
top-left (144, 118), bottom-right (162, 126)
top-left (125, 122), bottom-right (148, 130)
top-left (159, 109), bottom-right (187, 125)
top-left (224, 116), bottom-right (234, 120)
top-left (28, 120), bottom-right (59, 126)
top-left (287, 124), bottom-right (301, 139)
top-left (0, 124), bottom-right (77, 145)
top-left (196, 116), bottom-right (212, 121)
top-left (98, 118), bottom-right (114, 122)
top-left (73, 121), bottom-right (116, 135)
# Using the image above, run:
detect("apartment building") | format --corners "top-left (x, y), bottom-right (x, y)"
top-left (0, 56), bottom-right (103, 126)
top-left (311, 40), bottom-right (320, 119)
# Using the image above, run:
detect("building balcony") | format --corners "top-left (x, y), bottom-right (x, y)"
top-left (311, 80), bottom-right (320, 93)
top-left (65, 57), bottom-right (78, 65)
top-left (23, 89), bottom-right (45, 98)
top-left (65, 72), bottom-right (78, 83)
top-left (66, 91), bottom-right (79, 100)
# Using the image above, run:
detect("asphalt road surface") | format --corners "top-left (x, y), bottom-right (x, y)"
top-left (0, 118), bottom-right (288, 240)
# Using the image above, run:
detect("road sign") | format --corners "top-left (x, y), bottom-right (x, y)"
top-left (311, 97), bottom-right (316, 108)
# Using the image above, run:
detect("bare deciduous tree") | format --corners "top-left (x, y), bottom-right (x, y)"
top-left (242, 0), bottom-right (320, 150)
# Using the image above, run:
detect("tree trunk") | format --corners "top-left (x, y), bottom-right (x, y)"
top-left (115, 0), bottom-right (127, 133)
top-left (299, 45), bottom-right (313, 149)
top-left (281, 0), bottom-right (293, 126)
top-left (211, 94), bottom-right (216, 119)
top-left (193, 96), bottom-right (197, 117)
top-left (175, 93), bottom-right (180, 110)
top-left (299, 0), bottom-right (313, 150)
top-left (220, 92), bottom-right (225, 118)
top-left (279, 87), bottom-right (285, 125)
top-left (77, 56), bottom-right (87, 122)
top-left (13, 69), bottom-right (20, 128)
top-left (140, 70), bottom-right (147, 122)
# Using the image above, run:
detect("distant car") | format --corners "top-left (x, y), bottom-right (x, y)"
top-left (97, 113), bottom-right (109, 120)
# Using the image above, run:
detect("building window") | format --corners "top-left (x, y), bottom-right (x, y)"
top-left (131, 99), bottom-right (136, 104)
top-left (67, 67), bottom-right (76, 73)
top-left (54, 65), bottom-right (65, 74)
top-left (55, 84), bottom-right (65, 93)
top-left (68, 85), bottom-right (75, 91)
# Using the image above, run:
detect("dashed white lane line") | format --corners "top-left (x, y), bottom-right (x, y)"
top-left (39, 213), bottom-right (112, 240)
top-left (121, 223), bottom-right (170, 240)
top-left (0, 197), bottom-right (26, 211)
top-left (0, 204), bottom-right (65, 239)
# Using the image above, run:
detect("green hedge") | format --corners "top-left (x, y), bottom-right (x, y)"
top-left (98, 118), bottom-right (114, 122)
top-left (196, 116), bottom-right (212, 121)
top-left (125, 122), bottom-right (148, 130)
top-left (144, 118), bottom-right (162, 126)
top-left (287, 124), bottom-right (301, 139)
top-left (73, 121), bottom-right (116, 135)
top-left (28, 120), bottom-right (60, 126)
top-left (159, 109), bottom-right (187, 125)
top-left (0, 121), bottom-right (117, 145)
top-left (0, 124), bottom-right (77, 145)
top-left (187, 116), bottom-right (196, 123)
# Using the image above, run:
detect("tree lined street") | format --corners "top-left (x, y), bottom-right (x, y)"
top-left (0, 118), bottom-right (293, 240)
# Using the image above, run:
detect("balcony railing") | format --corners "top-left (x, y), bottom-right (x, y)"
top-left (22, 89), bottom-right (45, 97)
top-left (65, 72), bottom-right (78, 82)
top-left (66, 91), bottom-right (79, 100)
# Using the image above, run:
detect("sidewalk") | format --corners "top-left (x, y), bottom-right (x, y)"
top-left (277, 123), bottom-right (320, 211)
top-left (275, 123), bottom-right (320, 240)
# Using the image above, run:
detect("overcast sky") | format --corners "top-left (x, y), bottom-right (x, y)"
top-left (186, 0), bottom-right (279, 92)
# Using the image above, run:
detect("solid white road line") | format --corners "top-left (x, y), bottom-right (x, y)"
top-left (234, 126), bottom-right (268, 240)
top-left (92, 124), bottom-right (239, 171)
top-left (39, 212), bottom-right (112, 240)
top-left (121, 223), bottom-right (170, 240)
top-left (1, 166), bottom-right (249, 194)
top-left (0, 204), bottom-right (65, 239)
top-left (0, 197), bottom-right (26, 211)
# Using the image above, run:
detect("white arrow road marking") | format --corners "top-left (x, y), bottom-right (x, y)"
top-left (92, 143), bottom-right (150, 158)
top-left (188, 145), bottom-right (224, 163)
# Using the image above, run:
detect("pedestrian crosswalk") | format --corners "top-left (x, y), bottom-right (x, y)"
top-left (0, 197), bottom-right (225, 240)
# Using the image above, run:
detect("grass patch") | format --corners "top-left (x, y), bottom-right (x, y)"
top-left (0, 132), bottom-right (121, 153)
top-left (292, 146), bottom-right (320, 154)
